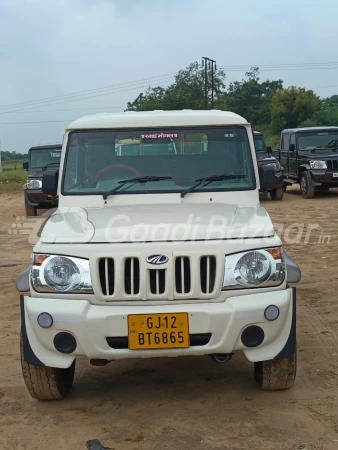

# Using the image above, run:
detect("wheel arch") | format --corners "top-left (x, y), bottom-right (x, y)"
top-left (297, 164), bottom-right (310, 182)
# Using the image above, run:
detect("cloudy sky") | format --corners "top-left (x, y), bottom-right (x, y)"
top-left (1, 0), bottom-right (338, 153)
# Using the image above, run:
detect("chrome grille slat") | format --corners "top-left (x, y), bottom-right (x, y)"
top-left (149, 269), bottom-right (166, 295)
top-left (175, 256), bottom-right (191, 294)
top-left (181, 258), bottom-right (185, 292)
top-left (98, 257), bottom-right (115, 296)
top-left (200, 256), bottom-right (216, 294)
top-left (105, 258), bottom-right (109, 296)
top-left (124, 257), bottom-right (140, 296)
top-left (130, 258), bottom-right (134, 295)
top-left (156, 269), bottom-right (159, 294)
top-left (206, 256), bottom-right (210, 293)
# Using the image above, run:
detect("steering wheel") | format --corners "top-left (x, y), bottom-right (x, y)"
top-left (94, 164), bottom-right (142, 184)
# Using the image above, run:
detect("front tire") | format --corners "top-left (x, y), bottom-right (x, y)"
top-left (20, 335), bottom-right (75, 400)
top-left (254, 351), bottom-right (297, 390)
top-left (300, 171), bottom-right (315, 199)
top-left (25, 204), bottom-right (37, 217)
top-left (270, 184), bottom-right (284, 201)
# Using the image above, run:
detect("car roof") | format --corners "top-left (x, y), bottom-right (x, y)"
top-left (29, 144), bottom-right (62, 151)
top-left (281, 126), bottom-right (338, 134)
top-left (253, 131), bottom-right (263, 136)
top-left (67, 110), bottom-right (249, 130)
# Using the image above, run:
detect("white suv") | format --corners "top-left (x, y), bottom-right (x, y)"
top-left (17, 110), bottom-right (300, 400)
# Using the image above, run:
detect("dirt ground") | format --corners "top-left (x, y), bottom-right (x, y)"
top-left (0, 187), bottom-right (338, 450)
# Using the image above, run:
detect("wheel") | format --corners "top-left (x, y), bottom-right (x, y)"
top-left (270, 184), bottom-right (284, 201)
top-left (321, 184), bottom-right (330, 191)
top-left (260, 190), bottom-right (268, 200)
top-left (254, 351), bottom-right (297, 390)
top-left (25, 204), bottom-right (37, 217)
top-left (300, 171), bottom-right (315, 199)
top-left (20, 334), bottom-right (75, 400)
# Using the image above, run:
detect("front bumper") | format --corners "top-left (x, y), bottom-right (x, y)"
top-left (24, 189), bottom-right (57, 208)
top-left (21, 288), bottom-right (296, 369)
top-left (310, 170), bottom-right (338, 185)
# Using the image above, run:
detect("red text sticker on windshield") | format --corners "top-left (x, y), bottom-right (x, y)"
top-left (141, 133), bottom-right (178, 139)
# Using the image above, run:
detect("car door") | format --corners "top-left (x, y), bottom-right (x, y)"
top-left (288, 133), bottom-right (298, 178)
top-left (280, 133), bottom-right (290, 176)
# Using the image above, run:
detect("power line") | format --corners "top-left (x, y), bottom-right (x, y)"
top-left (0, 76), bottom-right (175, 114)
top-left (219, 62), bottom-right (338, 72)
top-left (0, 73), bottom-right (176, 112)
top-left (220, 61), bottom-right (338, 68)
top-left (0, 120), bottom-right (75, 125)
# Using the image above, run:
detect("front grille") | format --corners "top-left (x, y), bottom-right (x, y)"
top-left (98, 258), bottom-right (115, 296)
top-left (124, 258), bottom-right (140, 295)
top-left (106, 334), bottom-right (212, 349)
top-left (175, 257), bottom-right (191, 294)
top-left (94, 252), bottom-right (220, 300)
top-left (327, 160), bottom-right (338, 169)
top-left (200, 256), bottom-right (216, 294)
top-left (149, 269), bottom-right (166, 295)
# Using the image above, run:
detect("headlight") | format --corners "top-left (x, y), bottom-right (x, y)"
top-left (26, 179), bottom-right (42, 189)
top-left (309, 160), bottom-right (327, 169)
top-left (31, 254), bottom-right (93, 293)
top-left (223, 247), bottom-right (286, 290)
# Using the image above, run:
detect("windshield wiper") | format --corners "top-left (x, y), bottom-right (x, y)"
top-left (311, 146), bottom-right (338, 153)
top-left (42, 162), bottom-right (60, 169)
top-left (180, 174), bottom-right (248, 198)
top-left (103, 176), bottom-right (172, 200)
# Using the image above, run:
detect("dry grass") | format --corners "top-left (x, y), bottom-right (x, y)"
top-left (0, 160), bottom-right (27, 184)
top-left (0, 181), bottom-right (24, 194)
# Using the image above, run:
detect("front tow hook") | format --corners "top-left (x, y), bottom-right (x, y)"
top-left (211, 353), bottom-right (233, 363)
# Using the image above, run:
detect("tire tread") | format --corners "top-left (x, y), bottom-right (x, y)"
top-left (254, 352), bottom-right (297, 390)
top-left (20, 335), bottom-right (75, 400)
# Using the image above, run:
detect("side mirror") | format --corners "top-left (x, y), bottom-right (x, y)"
top-left (42, 169), bottom-right (59, 196)
top-left (23, 161), bottom-right (28, 170)
top-left (259, 164), bottom-right (276, 191)
top-left (266, 146), bottom-right (272, 155)
top-left (289, 144), bottom-right (295, 152)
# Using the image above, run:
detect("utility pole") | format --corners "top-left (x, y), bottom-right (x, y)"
top-left (202, 57), bottom-right (217, 109)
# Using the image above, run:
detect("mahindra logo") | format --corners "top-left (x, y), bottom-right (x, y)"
top-left (146, 254), bottom-right (169, 265)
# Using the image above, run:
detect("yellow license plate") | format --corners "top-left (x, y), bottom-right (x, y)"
top-left (128, 313), bottom-right (189, 350)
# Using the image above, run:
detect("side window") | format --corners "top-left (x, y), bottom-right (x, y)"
top-left (284, 134), bottom-right (291, 151)
top-left (280, 135), bottom-right (284, 150)
top-left (290, 133), bottom-right (296, 149)
top-left (66, 146), bottom-right (78, 189)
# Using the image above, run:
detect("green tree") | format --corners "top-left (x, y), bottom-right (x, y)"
top-left (308, 95), bottom-right (338, 126)
top-left (271, 87), bottom-right (321, 133)
top-left (219, 68), bottom-right (283, 126)
top-left (126, 62), bottom-right (226, 111)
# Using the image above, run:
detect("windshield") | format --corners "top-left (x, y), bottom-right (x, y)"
top-left (62, 127), bottom-right (255, 195)
top-left (254, 135), bottom-right (266, 152)
top-left (29, 149), bottom-right (61, 168)
top-left (298, 131), bottom-right (338, 151)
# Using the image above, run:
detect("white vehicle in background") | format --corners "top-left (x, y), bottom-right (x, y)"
top-left (17, 110), bottom-right (300, 400)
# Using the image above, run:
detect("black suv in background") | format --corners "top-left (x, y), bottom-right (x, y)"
top-left (279, 127), bottom-right (338, 198)
top-left (23, 144), bottom-right (61, 216)
top-left (253, 131), bottom-right (284, 200)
